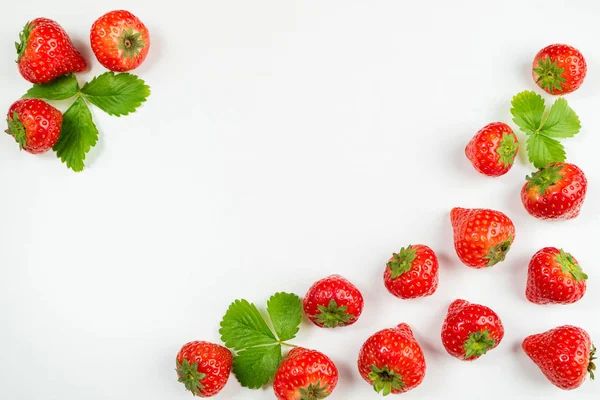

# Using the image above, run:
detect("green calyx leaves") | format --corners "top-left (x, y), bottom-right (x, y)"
top-left (464, 330), bottom-right (496, 359)
top-left (589, 344), bottom-right (596, 380)
top-left (117, 28), bottom-right (146, 59)
top-left (15, 21), bottom-right (33, 62)
top-left (387, 246), bottom-right (417, 279)
top-left (368, 365), bottom-right (406, 396)
top-left (313, 299), bottom-right (356, 328)
top-left (484, 236), bottom-right (512, 267)
top-left (534, 57), bottom-right (567, 94)
top-left (176, 358), bottom-right (206, 396)
top-left (555, 249), bottom-right (588, 282)
top-left (497, 132), bottom-right (519, 167)
top-left (5, 112), bottom-right (26, 149)
top-left (525, 163), bottom-right (564, 195)
top-left (298, 381), bottom-right (331, 400)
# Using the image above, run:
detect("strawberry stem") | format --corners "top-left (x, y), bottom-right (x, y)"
top-left (555, 249), bottom-right (588, 282)
top-left (117, 28), bottom-right (146, 60)
top-left (534, 56), bottom-right (567, 94)
top-left (15, 21), bottom-right (33, 62)
top-left (298, 381), bottom-right (330, 400)
top-left (496, 132), bottom-right (519, 167)
top-left (525, 163), bottom-right (564, 195)
top-left (176, 358), bottom-right (206, 396)
top-left (463, 330), bottom-right (496, 359)
top-left (5, 112), bottom-right (26, 150)
top-left (313, 299), bottom-right (356, 328)
top-left (483, 236), bottom-right (512, 267)
top-left (368, 365), bottom-right (407, 396)
top-left (589, 345), bottom-right (596, 380)
top-left (387, 245), bottom-right (417, 279)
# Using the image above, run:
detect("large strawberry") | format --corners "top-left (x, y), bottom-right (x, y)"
top-left (526, 247), bottom-right (587, 305)
top-left (465, 122), bottom-right (519, 177)
top-left (15, 18), bottom-right (87, 84)
top-left (303, 274), bottom-right (364, 328)
top-left (533, 44), bottom-right (587, 95)
top-left (5, 99), bottom-right (63, 154)
top-left (523, 325), bottom-right (596, 390)
top-left (90, 10), bottom-right (150, 72)
top-left (384, 244), bottom-right (439, 299)
top-left (441, 299), bottom-right (504, 361)
top-left (450, 207), bottom-right (515, 268)
top-left (521, 162), bottom-right (587, 220)
top-left (273, 347), bottom-right (338, 400)
top-left (176, 341), bottom-right (232, 397)
top-left (358, 323), bottom-right (426, 396)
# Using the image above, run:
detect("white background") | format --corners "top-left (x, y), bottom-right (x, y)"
top-left (0, 1), bottom-right (598, 399)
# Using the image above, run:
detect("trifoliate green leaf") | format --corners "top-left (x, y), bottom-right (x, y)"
top-left (526, 134), bottom-right (565, 169)
top-left (80, 72), bottom-right (150, 117)
top-left (22, 74), bottom-right (80, 100)
top-left (233, 345), bottom-right (282, 389)
top-left (510, 91), bottom-right (545, 134)
top-left (541, 98), bottom-right (580, 138)
top-left (266, 292), bottom-right (302, 341)
top-left (219, 299), bottom-right (277, 350)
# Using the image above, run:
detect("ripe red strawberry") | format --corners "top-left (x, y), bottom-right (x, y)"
top-left (521, 162), bottom-right (587, 220)
top-left (15, 18), bottom-right (87, 84)
top-left (533, 44), bottom-right (587, 95)
top-left (526, 247), bottom-right (587, 305)
top-left (384, 244), bottom-right (439, 299)
top-left (358, 323), bottom-right (426, 396)
top-left (523, 325), bottom-right (596, 390)
top-left (450, 207), bottom-right (515, 269)
top-left (273, 347), bottom-right (338, 400)
top-left (303, 274), bottom-right (364, 328)
top-left (5, 99), bottom-right (63, 154)
top-left (441, 299), bottom-right (504, 361)
top-left (465, 122), bottom-right (519, 177)
top-left (176, 341), bottom-right (232, 397)
top-left (90, 10), bottom-right (150, 72)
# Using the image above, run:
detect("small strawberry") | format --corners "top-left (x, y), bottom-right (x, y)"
top-left (176, 341), bottom-right (232, 397)
top-left (303, 274), bottom-right (364, 328)
top-left (521, 162), bottom-right (587, 220)
top-left (357, 323), bottom-right (426, 396)
top-left (533, 44), bottom-right (587, 95)
top-left (90, 10), bottom-right (150, 72)
top-left (523, 325), bottom-right (596, 390)
top-left (15, 18), bottom-right (87, 84)
top-left (384, 244), bottom-right (439, 299)
top-left (450, 207), bottom-right (515, 269)
top-left (465, 122), bottom-right (519, 177)
top-left (5, 99), bottom-right (63, 154)
top-left (441, 299), bottom-right (504, 361)
top-left (273, 347), bottom-right (338, 400)
top-left (526, 247), bottom-right (587, 305)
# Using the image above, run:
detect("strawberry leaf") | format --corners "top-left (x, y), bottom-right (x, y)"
top-left (266, 292), bottom-right (302, 342)
top-left (540, 98), bottom-right (580, 138)
top-left (80, 72), bottom-right (150, 117)
top-left (232, 345), bottom-right (282, 389)
top-left (219, 299), bottom-right (277, 350)
top-left (22, 74), bottom-right (80, 100)
top-left (511, 91), bottom-right (545, 135)
top-left (526, 134), bottom-right (565, 169)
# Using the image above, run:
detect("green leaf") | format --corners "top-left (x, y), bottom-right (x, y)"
top-left (80, 72), bottom-right (150, 116)
top-left (22, 74), bottom-right (80, 100)
top-left (526, 134), bottom-right (566, 169)
top-left (540, 98), bottom-right (580, 138)
top-left (266, 292), bottom-right (302, 341)
top-left (53, 97), bottom-right (99, 172)
top-left (232, 345), bottom-right (282, 389)
top-left (510, 91), bottom-right (545, 135)
top-left (219, 299), bottom-right (277, 350)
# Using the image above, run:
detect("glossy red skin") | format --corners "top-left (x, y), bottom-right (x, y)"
top-left (441, 299), bottom-right (504, 361)
top-left (273, 347), bottom-right (338, 400)
top-left (523, 325), bottom-right (593, 390)
top-left (303, 274), bottom-right (364, 327)
top-left (526, 247), bottom-right (586, 305)
top-left (465, 122), bottom-right (518, 177)
top-left (450, 207), bottom-right (515, 268)
top-left (6, 99), bottom-right (63, 154)
top-left (357, 323), bottom-right (426, 394)
top-left (521, 162), bottom-right (587, 220)
top-left (176, 341), bottom-right (232, 397)
top-left (90, 10), bottom-right (150, 72)
top-left (533, 44), bottom-right (586, 95)
top-left (384, 244), bottom-right (439, 299)
top-left (17, 18), bottom-right (87, 84)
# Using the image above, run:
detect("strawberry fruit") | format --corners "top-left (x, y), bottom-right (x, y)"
top-left (465, 122), bottom-right (519, 177)
top-left (5, 99), bottom-right (63, 154)
top-left (384, 244), bottom-right (439, 299)
top-left (176, 341), bottom-right (232, 397)
top-left (303, 274), bottom-right (364, 328)
top-left (450, 207), bottom-right (515, 268)
top-left (533, 44), bottom-right (587, 95)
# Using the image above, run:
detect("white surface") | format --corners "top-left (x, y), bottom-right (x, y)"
top-left (0, 0), bottom-right (599, 399)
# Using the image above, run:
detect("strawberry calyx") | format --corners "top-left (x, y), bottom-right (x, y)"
top-left (368, 365), bottom-right (406, 396)
top-left (534, 56), bottom-right (567, 93)
top-left (176, 358), bottom-right (206, 396)
top-left (117, 28), bottom-right (146, 60)
top-left (496, 132), bottom-right (519, 167)
top-left (313, 299), bottom-right (356, 328)
top-left (483, 236), bottom-right (512, 267)
top-left (387, 246), bottom-right (417, 279)
top-left (555, 249), bottom-right (588, 282)
top-left (15, 21), bottom-right (34, 62)
top-left (298, 381), bottom-right (330, 400)
top-left (525, 164), bottom-right (564, 195)
top-left (464, 330), bottom-right (496, 359)
top-left (589, 344), bottom-right (596, 380)
top-left (5, 112), bottom-right (26, 150)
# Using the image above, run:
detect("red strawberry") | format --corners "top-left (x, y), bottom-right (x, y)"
top-left (450, 207), bottom-right (515, 269)
top-left (523, 325), bottom-right (596, 390)
top-left (533, 44), bottom-right (586, 95)
top-left (521, 162), bottom-right (587, 220)
top-left (90, 10), bottom-right (150, 72)
top-left (441, 299), bottom-right (504, 361)
top-left (175, 341), bottom-right (232, 397)
top-left (5, 99), bottom-right (63, 154)
top-left (465, 122), bottom-right (519, 177)
top-left (526, 247), bottom-right (587, 305)
top-left (303, 274), bottom-right (364, 328)
top-left (384, 244), bottom-right (439, 299)
top-left (273, 347), bottom-right (338, 400)
top-left (357, 323), bottom-right (426, 396)
top-left (15, 18), bottom-right (87, 84)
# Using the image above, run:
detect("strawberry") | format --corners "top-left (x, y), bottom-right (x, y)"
top-left (526, 247), bottom-right (587, 305)
top-left (441, 299), bottom-right (504, 361)
top-left (176, 341), bottom-right (232, 397)
top-left (521, 162), bottom-right (587, 220)
top-left (533, 44), bottom-right (586, 95)
top-left (90, 10), bottom-right (150, 72)
top-left (450, 207), bottom-right (515, 269)
top-left (5, 99), bottom-right (63, 154)
top-left (522, 325), bottom-right (596, 390)
top-left (273, 347), bottom-right (338, 400)
top-left (357, 323), bottom-right (426, 396)
top-left (303, 274), bottom-right (364, 328)
top-left (384, 244), bottom-right (439, 299)
top-left (465, 122), bottom-right (519, 177)
top-left (15, 18), bottom-right (87, 84)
